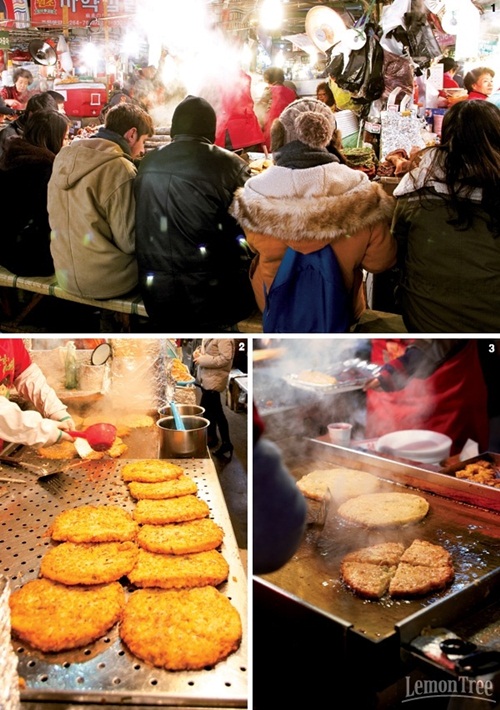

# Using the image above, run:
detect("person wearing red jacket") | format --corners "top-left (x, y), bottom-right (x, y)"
top-left (363, 339), bottom-right (489, 456)
top-left (0, 339), bottom-right (76, 451)
top-left (214, 70), bottom-right (264, 152)
top-left (255, 66), bottom-right (297, 150)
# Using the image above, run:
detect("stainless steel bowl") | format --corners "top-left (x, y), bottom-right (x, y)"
top-left (157, 416), bottom-right (210, 458)
top-left (158, 404), bottom-right (205, 417)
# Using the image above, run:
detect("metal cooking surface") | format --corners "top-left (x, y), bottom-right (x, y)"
top-left (1, 458), bottom-right (247, 707)
top-left (259, 446), bottom-right (500, 645)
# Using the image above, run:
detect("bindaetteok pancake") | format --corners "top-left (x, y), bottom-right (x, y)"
top-left (133, 496), bottom-right (210, 524)
top-left (296, 468), bottom-right (381, 503)
top-left (49, 504), bottom-right (138, 543)
top-left (40, 541), bottom-right (139, 585)
top-left (120, 586), bottom-right (242, 670)
top-left (337, 492), bottom-right (430, 528)
top-left (9, 578), bottom-right (125, 652)
top-left (137, 519), bottom-right (224, 555)
top-left (128, 475), bottom-right (198, 500)
top-left (121, 460), bottom-right (185, 483)
top-left (340, 539), bottom-right (454, 599)
top-left (127, 548), bottom-right (229, 589)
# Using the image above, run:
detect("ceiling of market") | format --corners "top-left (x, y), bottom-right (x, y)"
top-left (5, 1), bottom-right (499, 54)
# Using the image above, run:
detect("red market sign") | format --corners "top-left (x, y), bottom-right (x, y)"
top-left (0, 0), bottom-right (30, 27)
top-left (29, 0), bottom-right (135, 27)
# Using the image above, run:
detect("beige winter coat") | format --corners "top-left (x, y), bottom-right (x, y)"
top-left (230, 161), bottom-right (396, 320)
top-left (196, 339), bottom-right (235, 393)
top-left (48, 137), bottom-right (138, 299)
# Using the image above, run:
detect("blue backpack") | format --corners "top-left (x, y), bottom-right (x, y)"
top-left (262, 245), bottom-right (350, 333)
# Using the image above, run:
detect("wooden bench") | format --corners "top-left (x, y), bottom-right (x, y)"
top-left (0, 265), bottom-right (265, 333)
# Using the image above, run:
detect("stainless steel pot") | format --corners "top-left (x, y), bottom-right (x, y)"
top-left (158, 404), bottom-right (205, 417)
top-left (157, 416), bottom-right (210, 458)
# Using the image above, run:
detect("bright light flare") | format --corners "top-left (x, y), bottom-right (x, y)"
top-left (80, 42), bottom-right (100, 71)
top-left (260, 0), bottom-right (283, 31)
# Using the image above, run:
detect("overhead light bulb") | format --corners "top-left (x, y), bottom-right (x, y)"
top-left (260, 0), bottom-right (283, 31)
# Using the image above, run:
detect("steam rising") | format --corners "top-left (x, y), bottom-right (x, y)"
top-left (134, 0), bottom-right (249, 126)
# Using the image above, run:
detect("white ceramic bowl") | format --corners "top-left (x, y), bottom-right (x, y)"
top-left (375, 429), bottom-right (452, 464)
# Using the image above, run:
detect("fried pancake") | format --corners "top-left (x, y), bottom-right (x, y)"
top-left (137, 519), bottom-right (224, 555)
top-left (296, 370), bottom-right (337, 386)
top-left (133, 496), bottom-right (210, 524)
top-left (128, 475), bottom-right (198, 500)
top-left (337, 492), bottom-right (430, 528)
top-left (340, 539), bottom-right (454, 599)
top-left (121, 460), bottom-right (185, 483)
top-left (296, 468), bottom-right (381, 503)
top-left (127, 549), bottom-right (229, 589)
top-left (400, 539), bottom-right (452, 567)
top-left (170, 358), bottom-right (192, 382)
top-left (340, 561), bottom-right (397, 599)
top-left (10, 579), bottom-right (125, 652)
top-left (38, 440), bottom-right (78, 459)
top-left (49, 505), bottom-right (138, 542)
top-left (389, 562), bottom-right (454, 598)
top-left (117, 413), bottom-right (155, 429)
top-left (342, 542), bottom-right (405, 566)
top-left (40, 541), bottom-right (139, 585)
top-left (74, 436), bottom-right (128, 460)
top-left (120, 586), bottom-right (242, 670)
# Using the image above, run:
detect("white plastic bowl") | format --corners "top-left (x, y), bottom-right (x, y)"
top-left (375, 429), bottom-right (452, 464)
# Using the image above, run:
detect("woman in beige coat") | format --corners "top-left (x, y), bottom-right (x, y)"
top-left (193, 339), bottom-right (235, 460)
top-left (230, 98), bottom-right (396, 328)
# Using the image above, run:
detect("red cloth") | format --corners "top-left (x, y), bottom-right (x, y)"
top-left (0, 339), bottom-right (31, 389)
top-left (0, 85), bottom-right (30, 109)
top-left (366, 340), bottom-right (489, 455)
top-left (215, 71), bottom-right (264, 150)
top-left (443, 73), bottom-right (459, 89)
top-left (262, 84), bottom-right (297, 150)
top-left (468, 91), bottom-right (488, 100)
top-left (0, 339), bottom-right (32, 450)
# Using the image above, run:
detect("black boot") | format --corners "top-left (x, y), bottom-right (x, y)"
top-left (214, 442), bottom-right (234, 461)
top-left (207, 436), bottom-right (219, 448)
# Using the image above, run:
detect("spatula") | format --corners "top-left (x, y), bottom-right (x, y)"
top-left (0, 456), bottom-right (62, 482)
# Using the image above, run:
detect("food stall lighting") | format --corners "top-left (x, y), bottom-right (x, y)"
top-left (121, 30), bottom-right (142, 57)
top-left (81, 42), bottom-right (100, 74)
top-left (260, 0), bottom-right (283, 31)
top-left (274, 48), bottom-right (285, 68)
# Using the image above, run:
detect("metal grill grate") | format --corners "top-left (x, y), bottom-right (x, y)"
top-left (1, 458), bottom-right (248, 707)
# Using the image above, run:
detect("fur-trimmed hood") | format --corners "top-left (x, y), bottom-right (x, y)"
top-left (230, 161), bottom-right (395, 242)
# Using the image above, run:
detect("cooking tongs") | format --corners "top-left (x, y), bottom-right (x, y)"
top-left (0, 455), bottom-right (61, 482)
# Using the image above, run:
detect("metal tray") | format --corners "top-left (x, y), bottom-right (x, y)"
top-left (2, 458), bottom-right (247, 707)
top-left (257, 439), bottom-right (500, 665)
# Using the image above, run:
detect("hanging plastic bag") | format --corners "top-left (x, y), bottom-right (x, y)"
top-left (325, 23), bottom-right (385, 108)
top-left (402, 11), bottom-right (442, 69)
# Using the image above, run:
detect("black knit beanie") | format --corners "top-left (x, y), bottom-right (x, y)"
top-left (170, 95), bottom-right (216, 142)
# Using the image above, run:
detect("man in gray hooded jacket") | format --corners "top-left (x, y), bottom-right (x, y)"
top-left (48, 103), bottom-right (153, 299)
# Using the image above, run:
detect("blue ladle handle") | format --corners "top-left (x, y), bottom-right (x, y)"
top-left (170, 402), bottom-right (186, 431)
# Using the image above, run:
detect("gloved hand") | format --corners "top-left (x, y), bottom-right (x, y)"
top-left (50, 411), bottom-right (76, 432)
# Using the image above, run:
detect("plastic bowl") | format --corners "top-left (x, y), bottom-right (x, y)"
top-left (375, 429), bottom-right (452, 464)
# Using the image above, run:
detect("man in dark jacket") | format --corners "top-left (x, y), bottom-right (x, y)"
top-left (134, 94), bottom-right (256, 332)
